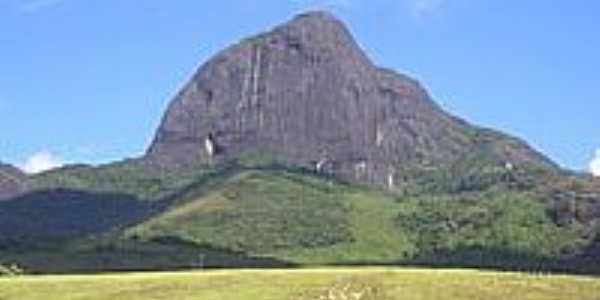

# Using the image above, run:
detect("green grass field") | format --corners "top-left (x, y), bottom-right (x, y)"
top-left (1, 268), bottom-right (599, 300)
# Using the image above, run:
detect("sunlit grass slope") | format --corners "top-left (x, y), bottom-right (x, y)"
top-left (126, 170), bottom-right (416, 264)
top-left (1, 268), bottom-right (599, 300)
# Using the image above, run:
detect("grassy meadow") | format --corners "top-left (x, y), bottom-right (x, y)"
top-left (0, 268), bottom-right (599, 300)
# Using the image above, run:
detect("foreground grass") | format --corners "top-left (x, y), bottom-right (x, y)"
top-left (0, 268), bottom-right (599, 300)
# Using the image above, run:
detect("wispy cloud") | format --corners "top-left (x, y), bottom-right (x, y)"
top-left (290, 0), bottom-right (446, 20)
top-left (17, 0), bottom-right (67, 13)
top-left (22, 150), bottom-right (64, 174)
top-left (590, 149), bottom-right (600, 177)
top-left (408, 0), bottom-right (446, 19)
top-left (291, 0), bottom-right (353, 10)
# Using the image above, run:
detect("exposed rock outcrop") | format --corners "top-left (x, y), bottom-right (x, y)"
top-left (147, 11), bottom-right (555, 188)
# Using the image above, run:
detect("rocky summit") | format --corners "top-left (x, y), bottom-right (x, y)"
top-left (0, 162), bottom-right (27, 201)
top-left (146, 11), bottom-right (554, 189)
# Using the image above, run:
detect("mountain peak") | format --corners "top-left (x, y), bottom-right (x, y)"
top-left (146, 12), bottom-right (554, 189)
top-left (294, 10), bottom-right (338, 20)
top-left (255, 10), bottom-right (367, 64)
top-left (287, 10), bottom-right (347, 29)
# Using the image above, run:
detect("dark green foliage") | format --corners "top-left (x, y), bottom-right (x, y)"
top-left (31, 160), bottom-right (204, 201)
top-left (398, 156), bottom-right (548, 197)
top-left (0, 189), bottom-right (150, 248)
top-left (395, 127), bottom-right (556, 196)
top-left (394, 191), bottom-right (588, 273)
top-left (1, 239), bottom-right (293, 274)
top-left (396, 192), bottom-right (578, 256)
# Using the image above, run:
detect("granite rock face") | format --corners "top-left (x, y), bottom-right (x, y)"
top-left (0, 162), bottom-right (27, 201)
top-left (147, 11), bottom-right (554, 188)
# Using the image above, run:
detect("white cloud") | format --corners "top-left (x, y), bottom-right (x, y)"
top-left (590, 149), bottom-right (600, 177)
top-left (22, 151), bottom-right (64, 174)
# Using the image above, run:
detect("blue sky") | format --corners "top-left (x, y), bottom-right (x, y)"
top-left (0, 0), bottom-right (598, 174)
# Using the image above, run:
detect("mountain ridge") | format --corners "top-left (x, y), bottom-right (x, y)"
top-left (0, 162), bottom-right (28, 201)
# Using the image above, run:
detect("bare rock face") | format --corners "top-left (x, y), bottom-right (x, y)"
top-left (0, 162), bottom-right (27, 201)
top-left (146, 11), bottom-right (554, 188)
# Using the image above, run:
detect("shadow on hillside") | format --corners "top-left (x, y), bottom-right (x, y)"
top-left (0, 189), bottom-right (150, 249)
top-left (4, 235), bottom-right (297, 274)
top-left (325, 245), bottom-right (600, 276)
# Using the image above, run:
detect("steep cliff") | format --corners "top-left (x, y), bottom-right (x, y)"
top-left (147, 11), bottom-right (555, 188)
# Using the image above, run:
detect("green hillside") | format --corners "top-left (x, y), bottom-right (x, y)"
top-left (122, 168), bottom-right (589, 270)
top-left (2, 161), bottom-right (598, 274)
top-left (125, 170), bottom-right (416, 264)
